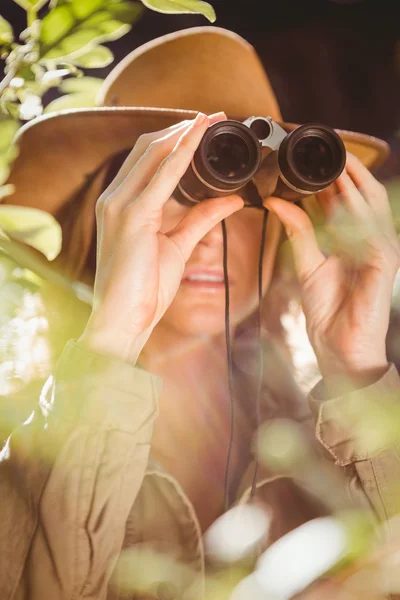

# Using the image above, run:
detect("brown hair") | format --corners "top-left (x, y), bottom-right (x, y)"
top-left (54, 149), bottom-right (131, 282)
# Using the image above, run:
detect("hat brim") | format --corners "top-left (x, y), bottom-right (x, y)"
top-left (6, 106), bottom-right (390, 218)
top-left (2, 106), bottom-right (390, 283)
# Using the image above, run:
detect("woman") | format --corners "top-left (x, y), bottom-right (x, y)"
top-left (1, 27), bottom-right (400, 600)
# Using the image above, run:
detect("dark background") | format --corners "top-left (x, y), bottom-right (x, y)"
top-left (2, 0), bottom-right (400, 178)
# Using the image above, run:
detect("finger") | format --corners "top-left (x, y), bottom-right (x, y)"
top-left (167, 195), bottom-right (244, 262)
top-left (316, 183), bottom-right (341, 221)
top-left (97, 113), bottom-right (224, 265)
top-left (345, 152), bottom-right (392, 218)
top-left (300, 194), bottom-right (323, 224)
top-left (335, 170), bottom-right (372, 220)
top-left (113, 113), bottom-right (226, 205)
top-left (208, 111), bottom-right (228, 122)
top-left (264, 197), bottom-right (326, 283)
top-left (105, 113), bottom-right (210, 216)
top-left (96, 120), bottom-right (195, 265)
top-left (102, 112), bottom-right (227, 200)
top-left (136, 112), bottom-right (211, 212)
top-left (100, 120), bottom-right (192, 201)
top-left (336, 162), bottom-right (399, 248)
top-left (345, 153), bottom-right (397, 241)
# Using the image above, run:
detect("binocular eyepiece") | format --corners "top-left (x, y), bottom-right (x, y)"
top-left (174, 116), bottom-right (346, 207)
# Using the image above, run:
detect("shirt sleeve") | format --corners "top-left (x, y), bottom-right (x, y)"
top-left (0, 340), bottom-right (162, 600)
top-left (308, 364), bottom-right (400, 524)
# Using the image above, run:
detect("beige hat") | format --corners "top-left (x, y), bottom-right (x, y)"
top-left (4, 26), bottom-right (390, 281)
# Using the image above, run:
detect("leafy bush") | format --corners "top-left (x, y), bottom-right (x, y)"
top-left (0, 0), bottom-right (215, 402)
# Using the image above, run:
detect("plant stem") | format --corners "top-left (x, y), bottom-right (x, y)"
top-left (0, 67), bottom-right (17, 95)
top-left (27, 10), bottom-right (37, 28)
top-left (0, 237), bottom-right (93, 305)
top-left (0, 9), bottom-right (38, 102)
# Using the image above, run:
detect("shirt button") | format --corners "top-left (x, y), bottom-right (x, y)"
top-left (156, 581), bottom-right (177, 600)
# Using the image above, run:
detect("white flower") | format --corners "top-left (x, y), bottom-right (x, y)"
top-left (9, 77), bottom-right (25, 89)
top-left (42, 69), bottom-right (71, 86)
top-left (19, 94), bottom-right (42, 121)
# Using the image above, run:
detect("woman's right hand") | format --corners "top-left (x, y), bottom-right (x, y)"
top-left (78, 112), bottom-right (244, 364)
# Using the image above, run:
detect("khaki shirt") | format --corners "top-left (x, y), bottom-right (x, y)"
top-left (1, 340), bottom-right (400, 600)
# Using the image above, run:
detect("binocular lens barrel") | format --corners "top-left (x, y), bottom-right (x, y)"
top-left (278, 124), bottom-right (346, 194)
top-left (175, 120), bottom-right (346, 206)
top-left (206, 132), bottom-right (252, 179)
top-left (293, 137), bottom-right (335, 180)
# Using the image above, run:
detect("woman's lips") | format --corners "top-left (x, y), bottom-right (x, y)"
top-left (181, 279), bottom-right (227, 291)
top-left (181, 269), bottom-right (232, 291)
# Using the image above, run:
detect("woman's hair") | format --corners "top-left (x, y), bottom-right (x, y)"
top-left (54, 149), bottom-right (131, 281)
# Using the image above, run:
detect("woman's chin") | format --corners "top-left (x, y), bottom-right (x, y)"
top-left (166, 310), bottom-right (228, 338)
top-left (163, 296), bottom-right (255, 338)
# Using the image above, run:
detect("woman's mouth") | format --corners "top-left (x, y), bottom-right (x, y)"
top-left (181, 270), bottom-right (231, 291)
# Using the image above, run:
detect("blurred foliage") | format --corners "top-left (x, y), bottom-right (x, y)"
top-left (141, 0), bottom-right (215, 21)
top-left (0, 244), bottom-right (91, 441)
top-left (0, 0), bottom-right (215, 414)
top-left (0, 0), bottom-right (139, 189)
top-left (0, 205), bottom-right (61, 259)
top-left (0, 0), bottom-right (215, 190)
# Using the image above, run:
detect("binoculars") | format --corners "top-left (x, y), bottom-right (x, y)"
top-left (174, 116), bottom-right (346, 207)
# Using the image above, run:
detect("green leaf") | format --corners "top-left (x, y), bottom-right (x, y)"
top-left (0, 184), bottom-right (16, 200)
top-left (42, 27), bottom-right (102, 58)
top-left (4, 144), bottom-right (20, 166)
top-left (42, 21), bottom-right (130, 60)
top-left (40, 5), bottom-right (75, 46)
top-left (59, 75), bottom-right (103, 94)
top-left (40, 1), bottom-right (141, 62)
top-left (72, 45), bottom-right (113, 67)
top-left (0, 120), bottom-right (20, 186)
top-left (0, 118), bottom-right (20, 154)
top-left (140, 0), bottom-right (216, 21)
top-left (0, 15), bottom-right (14, 45)
top-left (12, 0), bottom-right (49, 11)
top-left (69, 4), bottom-right (142, 27)
top-left (71, 0), bottom-right (104, 20)
top-left (78, 10), bottom-right (111, 26)
top-left (93, 19), bottom-right (131, 41)
top-left (44, 91), bottom-right (97, 112)
top-left (108, 1), bottom-right (143, 22)
top-left (0, 164), bottom-right (11, 187)
top-left (0, 206), bottom-right (62, 260)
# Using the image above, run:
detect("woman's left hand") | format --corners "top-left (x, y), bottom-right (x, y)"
top-left (264, 152), bottom-right (400, 383)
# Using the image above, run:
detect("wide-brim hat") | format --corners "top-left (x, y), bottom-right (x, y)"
top-left (3, 26), bottom-right (390, 282)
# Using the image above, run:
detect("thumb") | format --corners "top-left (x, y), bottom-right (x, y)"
top-left (264, 197), bottom-right (326, 283)
top-left (167, 195), bottom-right (244, 262)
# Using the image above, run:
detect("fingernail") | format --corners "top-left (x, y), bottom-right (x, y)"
top-left (285, 226), bottom-right (293, 237)
top-left (194, 112), bottom-right (207, 127)
top-left (263, 200), bottom-right (275, 211)
top-left (208, 111), bottom-right (226, 119)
